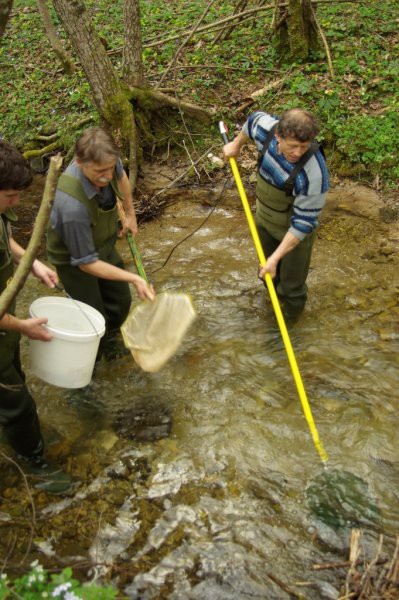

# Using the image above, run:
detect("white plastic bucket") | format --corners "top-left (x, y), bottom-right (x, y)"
top-left (29, 297), bottom-right (105, 389)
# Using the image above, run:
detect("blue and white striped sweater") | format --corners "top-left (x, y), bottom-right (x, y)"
top-left (244, 112), bottom-right (329, 240)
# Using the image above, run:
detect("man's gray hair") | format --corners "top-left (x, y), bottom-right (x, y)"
top-left (277, 109), bottom-right (320, 142)
top-left (75, 127), bottom-right (120, 164)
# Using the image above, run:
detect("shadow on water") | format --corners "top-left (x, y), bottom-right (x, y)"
top-left (2, 188), bottom-right (398, 598)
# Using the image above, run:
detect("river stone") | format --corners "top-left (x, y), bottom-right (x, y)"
top-left (306, 469), bottom-right (380, 529)
top-left (113, 399), bottom-right (172, 442)
top-left (313, 580), bottom-right (340, 599)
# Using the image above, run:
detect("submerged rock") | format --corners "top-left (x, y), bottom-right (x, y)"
top-left (113, 398), bottom-right (172, 442)
top-left (306, 469), bottom-right (380, 529)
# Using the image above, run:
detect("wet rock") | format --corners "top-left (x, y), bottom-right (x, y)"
top-left (95, 430), bottom-right (119, 451)
top-left (3, 488), bottom-right (14, 499)
top-left (71, 452), bottom-right (94, 480)
top-left (89, 495), bottom-right (140, 569)
top-left (313, 580), bottom-right (340, 599)
top-left (361, 249), bottom-right (378, 260)
top-left (379, 244), bottom-right (396, 256)
top-left (325, 185), bottom-right (383, 221)
top-left (35, 538), bottom-right (56, 557)
top-left (306, 469), bottom-right (380, 530)
top-left (380, 205), bottom-right (399, 223)
top-left (113, 398), bottom-right (172, 442)
top-left (148, 458), bottom-right (204, 499)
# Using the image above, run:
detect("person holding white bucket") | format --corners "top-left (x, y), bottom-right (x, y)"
top-left (0, 141), bottom-right (72, 495)
top-left (47, 128), bottom-right (155, 361)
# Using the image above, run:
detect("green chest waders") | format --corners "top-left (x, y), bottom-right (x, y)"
top-left (47, 173), bottom-right (120, 266)
top-left (254, 176), bottom-right (316, 316)
top-left (0, 212), bottom-right (43, 457)
top-left (46, 174), bottom-right (131, 333)
top-left (0, 212), bottom-right (20, 372)
top-left (255, 175), bottom-right (294, 241)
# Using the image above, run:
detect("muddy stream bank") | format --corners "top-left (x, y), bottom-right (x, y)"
top-left (1, 177), bottom-right (398, 599)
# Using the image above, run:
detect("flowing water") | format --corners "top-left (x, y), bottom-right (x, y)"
top-left (2, 185), bottom-right (399, 598)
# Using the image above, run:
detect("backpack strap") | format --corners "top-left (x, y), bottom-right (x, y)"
top-left (257, 123), bottom-right (278, 169)
top-left (257, 123), bottom-right (323, 196)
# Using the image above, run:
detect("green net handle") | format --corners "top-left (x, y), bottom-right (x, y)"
top-left (127, 232), bottom-right (148, 282)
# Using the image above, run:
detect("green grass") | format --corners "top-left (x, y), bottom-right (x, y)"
top-left (0, 0), bottom-right (398, 186)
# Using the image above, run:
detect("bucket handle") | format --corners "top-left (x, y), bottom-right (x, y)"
top-left (54, 284), bottom-right (102, 337)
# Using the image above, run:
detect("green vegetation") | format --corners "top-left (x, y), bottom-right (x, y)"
top-left (0, 561), bottom-right (117, 599)
top-left (0, 0), bottom-right (398, 186)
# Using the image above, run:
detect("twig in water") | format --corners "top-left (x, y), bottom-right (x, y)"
top-left (0, 450), bottom-right (37, 566)
top-left (149, 143), bottom-right (220, 202)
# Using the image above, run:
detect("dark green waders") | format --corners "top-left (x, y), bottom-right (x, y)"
top-left (47, 174), bottom-right (132, 357)
top-left (0, 212), bottom-right (43, 457)
top-left (255, 175), bottom-right (316, 318)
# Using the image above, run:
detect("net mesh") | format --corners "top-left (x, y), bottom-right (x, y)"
top-left (121, 292), bottom-right (196, 372)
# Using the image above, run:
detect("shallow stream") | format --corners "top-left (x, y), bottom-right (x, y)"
top-left (2, 184), bottom-right (399, 599)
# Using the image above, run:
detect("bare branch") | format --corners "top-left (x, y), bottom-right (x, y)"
top-left (0, 450), bottom-right (36, 566)
top-left (157, 0), bottom-right (217, 87)
top-left (310, 1), bottom-right (335, 77)
top-left (0, 154), bottom-right (63, 320)
top-left (36, 0), bottom-right (74, 73)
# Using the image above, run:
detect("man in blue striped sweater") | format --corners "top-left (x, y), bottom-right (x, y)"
top-left (223, 109), bottom-right (329, 321)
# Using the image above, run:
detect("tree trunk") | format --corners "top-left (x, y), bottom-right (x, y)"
top-left (302, 0), bottom-right (318, 53)
top-left (122, 0), bottom-right (145, 87)
top-left (51, 0), bottom-right (213, 189)
top-left (51, 0), bottom-right (125, 117)
top-left (36, 0), bottom-right (74, 73)
top-left (0, 0), bottom-right (13, 37)
top-left (51, 0), bottom-right (140, 183)
top-left (274, 0), bottom-right (318, 60)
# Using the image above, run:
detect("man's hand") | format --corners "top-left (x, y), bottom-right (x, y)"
top-left (119, 212), bottom-right (138, 237)
top-left (222, 130), bottom-right (249, 160)
top-left (32, 260), bottom-right (58, 288)
top-left (258, 232), bottom-right (301, 282)
top-left (20, 317), bottom-right (52, 341)
top-left (118, 171), bottom-right (138, 237)
top-left (222, 141), bottom-right (240, 160)
top-left (259, 255), bottom-right (279, 281)
top-left (134, 277), bottom-right (155, 301)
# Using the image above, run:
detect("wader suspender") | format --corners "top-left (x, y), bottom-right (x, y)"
top-left (258, 123), bottom-right (321, 196)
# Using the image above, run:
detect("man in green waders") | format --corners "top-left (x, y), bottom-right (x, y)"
top-left (0, 141), bottom-right (72, 494)
top-left (223, 109), bottom-right (329, 321)
top-left (47, 128), bottom-right (154, 361)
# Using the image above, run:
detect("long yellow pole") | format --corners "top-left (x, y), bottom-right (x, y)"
top-left (220, 122), bottom-right (328, 464)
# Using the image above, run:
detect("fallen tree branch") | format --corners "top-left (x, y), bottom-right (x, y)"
top-left (22, 141), bottom-right (61, 160)
top-left (313, 558), bottom-right (388, 571)
top-left (310, 2), bottom-right (335, 77)
top-left (213, 0), bottom-right (249, 43)
top-left (266, 571), bottom-right (307, 599)
top-left (157, 0), bottom-right (218, 87)
top-left (250, 76), bottom-right (287, 99)
top-left (149, 143), bottom-right (220, 203)
top-left (132, 0), bottom-right (364, 51)
top-left (0, 154), bottom-right (62, 320)
top-left (34, 132), bottom-right (60, 142)
top-left (106, 3), bottom-right (275, 55)
top-left (132, 87), bottom-right (215, 123)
